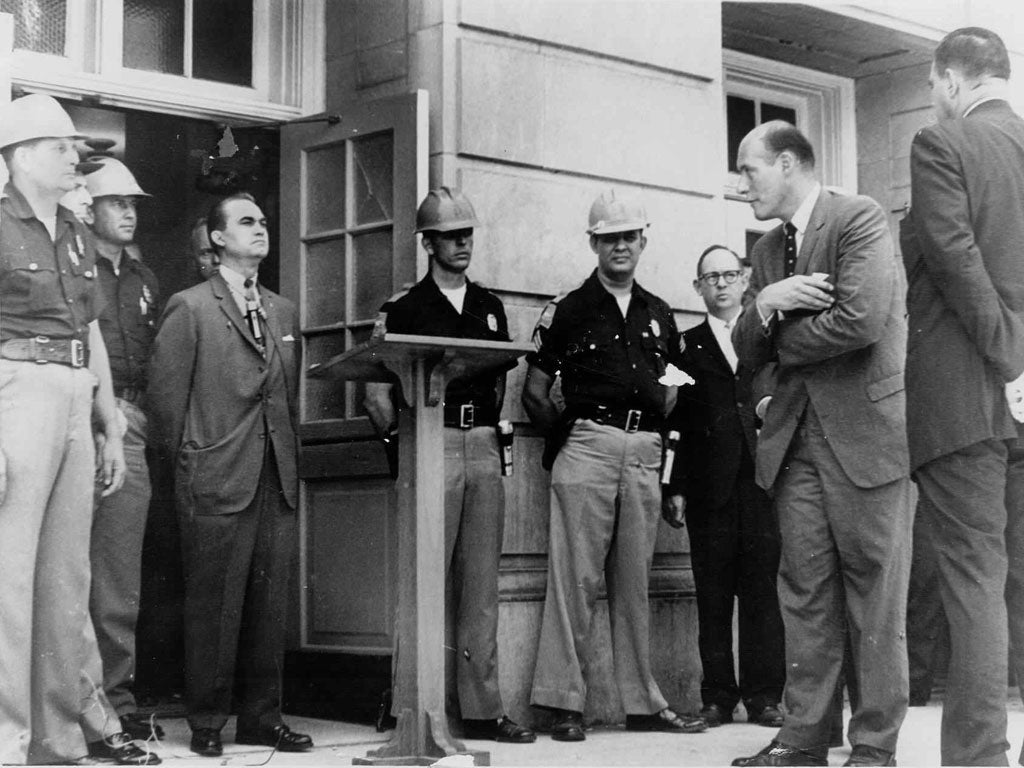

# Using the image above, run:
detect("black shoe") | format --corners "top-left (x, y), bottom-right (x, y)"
top-left (235, 723), bottom-right (314, 752)
top-left (120, 714), bottom-right (165, 742)
top-left (549, 709), bottom-right (585, 742)
top-left (463, 716), bottom-right (536, 743)
top-left (907, 691), bottom-right (930, 707)
top-left (844, 745), bottom-right (896, 766)
top-left (87, 733), bottom-right (161, 765)
top-left (625, 708), bottom-right (707, 734)
top-left (189, 728), bottom-right (222, 758)
top-left (700, 703), bottom-right (734, 727)
top-left (749, 703), bottom-right (785, 728)
top-left (732, 740), bottom-right (827, 766)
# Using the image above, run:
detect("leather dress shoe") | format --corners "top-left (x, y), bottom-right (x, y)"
top-left (235, 723), bottom-right (313, 752)
top-left (87, 733), bottom-right (161, 765)
top-left (844, 745), bottom-right (895, 766)
top-left (120, 714), bottom-right (165, 742)
top-left (549, 709), bottom-right (585, 742)
top-left (700, 703), bottom-right (734, 727)
top-left (189, 728), bottom-right (222, 758)
top-left (625, 707), bottom-right (707, 734)
top-left (463, 715), bottom-right (536, 743)
top-left (749, 703), bottom-right (785, 728)
top-left (732, 740), bottom-right (827, 766)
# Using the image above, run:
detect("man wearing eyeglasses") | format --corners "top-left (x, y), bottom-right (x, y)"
top-left (523, 189), bottom-right (707, 741)
top-left (662, 245), bottom-right (785, 731)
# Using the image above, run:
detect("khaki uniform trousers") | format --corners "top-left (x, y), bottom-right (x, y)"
top-left (531, 419), bottom-right (669, 715)
top-left (443, 426), bottom-right (506, 719)
top-left (0, 361), bottom-right (96, 765)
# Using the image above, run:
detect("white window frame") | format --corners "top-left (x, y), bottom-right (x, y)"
top-left (5, 0), bottom-right (324, 123)
top-left (723, 50), bottom-right (856, 197)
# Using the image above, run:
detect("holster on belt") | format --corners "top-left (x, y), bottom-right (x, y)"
top-left (541, 411), bottom-right (576, 472)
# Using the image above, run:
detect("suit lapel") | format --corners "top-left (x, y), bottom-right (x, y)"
top-left (795, 191), bottom-right (830, 275)
top-left (693, 320), bottom-right (733, 375)
top-left (212, 273), bottom-right (264, 356)
top-left (261, 289), bottom-right (283, 362)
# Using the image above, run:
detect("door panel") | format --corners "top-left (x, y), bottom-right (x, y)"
top-left (280, 90), bottom-right (428, 654)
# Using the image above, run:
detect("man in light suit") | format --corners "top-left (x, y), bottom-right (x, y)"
top-left (662, 245), bottom-right (785, 729)
top-left (148, 193), bottom-right (311, 758)
top-left (903, 27), bottom-right (1024, 767)
top-left (730, 122), bottom-right (912, 768)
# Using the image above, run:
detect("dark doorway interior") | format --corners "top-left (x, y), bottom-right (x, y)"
top-left (59, 98), bottom-right (280, 707)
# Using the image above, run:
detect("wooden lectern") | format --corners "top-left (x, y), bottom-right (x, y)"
top-left (309, 333), bottom-right (533, 766)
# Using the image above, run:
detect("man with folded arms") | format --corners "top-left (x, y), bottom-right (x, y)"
top-left (730, 122), bottom-right (911, 768)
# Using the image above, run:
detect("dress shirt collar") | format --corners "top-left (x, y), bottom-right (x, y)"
top-left (963, 96), bottom-right (1002, 117)
top-left (706, 311), bottom-right (738, 333)
top-left (788, 182), bottom-right (822, 238)
top-left (219, 264), bottom-right (258, 293)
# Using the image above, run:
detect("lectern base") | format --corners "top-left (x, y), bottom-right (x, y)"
top-left (353, 708), bottom-right (490, 766)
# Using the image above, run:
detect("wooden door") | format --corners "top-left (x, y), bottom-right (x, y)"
top-left (279, 90), bottom-right (428, 654)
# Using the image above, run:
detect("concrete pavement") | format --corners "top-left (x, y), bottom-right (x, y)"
top-left (119, 694), bottom-right (1024, 766)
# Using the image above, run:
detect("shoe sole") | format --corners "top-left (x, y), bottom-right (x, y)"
top-left (551, 731), bottom-right (586, 742)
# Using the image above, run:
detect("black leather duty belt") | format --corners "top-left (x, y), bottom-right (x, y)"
top-left (115, 386), bottom-right (145, 406)
top-left (0, 336), bottom-right (87, 368)
top-left (443, 402), bottom-right (496, 429)
top-left (575, 405), bottom-right (662, 433)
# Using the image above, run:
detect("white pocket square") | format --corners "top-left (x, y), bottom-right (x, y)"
top-left (282, 334), bottom-right (296, 342)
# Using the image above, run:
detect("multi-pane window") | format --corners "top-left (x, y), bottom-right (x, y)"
top-left (726, 94), bottom-right (797, 172)
top-left (303, 132), bottom-right (396, 422)
top-left (2, 0), bottom-right (66, 55)
top-left (123, 0), bottom-right (252, 86)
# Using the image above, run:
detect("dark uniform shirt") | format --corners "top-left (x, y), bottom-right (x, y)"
top-left (377, 273), bottom-right (510, 418)
top-left (0, 183), bottom-right (102, 345)
top-left (528, 268), bottom-right (679, 415)
top-left (95, 253), bottom-right (160, 391)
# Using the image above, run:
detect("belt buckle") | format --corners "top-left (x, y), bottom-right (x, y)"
top-left (33, 335), bottom-right (50, 365)
top-left (460, 404), bottom-right (475, 430)
top-left (625, 409), bottom-right (642, 433)
top-left (70, 339), bottom-right (84, 368)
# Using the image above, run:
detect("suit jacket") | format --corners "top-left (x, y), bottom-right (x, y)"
top-left (733, 189), bottom-right (909, 492)
top-left (148, 272), bottom-right (301, 515)
top-left (903, 99), bottom-right (1024, 471)
top-left (665, 319), bottom-right (762, 510)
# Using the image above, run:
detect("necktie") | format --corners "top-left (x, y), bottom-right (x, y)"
top-left (783, 222), bottom-right (798, 277)
top-left (243, 278), bottom-right (266, 355)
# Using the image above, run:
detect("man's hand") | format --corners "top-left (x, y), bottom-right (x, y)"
top-left (661, 493), bottom-right (686, 529)
top-left (97, 433), bottom-right (126, 497)
top-left (756, 274), bottom-right (834, 316)
top-left (1006, 371), bottom-right (1024, 423)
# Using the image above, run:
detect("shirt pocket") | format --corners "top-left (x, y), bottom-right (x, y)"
top-left (4, 248), bottom-right (63, 312)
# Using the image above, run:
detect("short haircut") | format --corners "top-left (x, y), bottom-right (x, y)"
top-left (1, 138), bottom-right (44, 171)
top-left (206, 192), bottom-right (257, 251)
top-left (695, 244), bottom-right (744, 278)
top-left (934, 27), bottom-right (1010, 81)
top-left (760, 120), bottom-right (816, 169)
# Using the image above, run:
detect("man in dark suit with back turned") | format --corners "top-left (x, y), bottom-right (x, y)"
top-left (662, 244), bottom-right (785, 730)
top-left (730, 122), bottom-right (911, 768)
top-left (148, 193), bottom-right (312, 758)
top-left (903, 27), bottom-right (1024, 767)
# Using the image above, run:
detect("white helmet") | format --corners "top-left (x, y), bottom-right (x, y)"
top-left (84, 157), bottom-right (150, 198)
top-left (0, 94), bottom-right (86, 149)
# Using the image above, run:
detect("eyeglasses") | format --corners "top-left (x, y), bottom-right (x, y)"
top-left (595, 231), bottom-right (641, 245)
top-left (697, 270), bottom-right (742, 286)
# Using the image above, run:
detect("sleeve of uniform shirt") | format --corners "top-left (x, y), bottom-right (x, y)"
top-left (525, 298), bottom-right (565, 376)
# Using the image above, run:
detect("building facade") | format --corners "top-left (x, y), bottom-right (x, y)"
top-left (3, 0), bottom-right (1021, 725)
